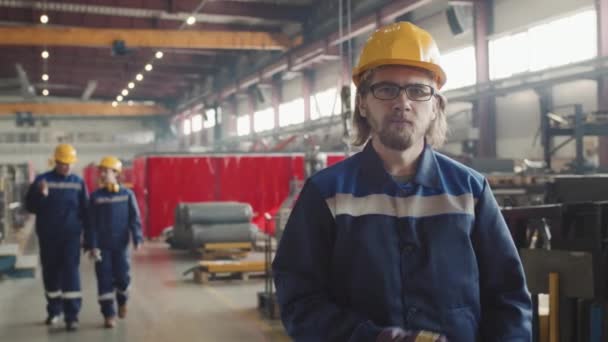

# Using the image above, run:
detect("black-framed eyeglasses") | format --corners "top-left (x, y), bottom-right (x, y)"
top-left (368, 82), bottom-right (435, 101)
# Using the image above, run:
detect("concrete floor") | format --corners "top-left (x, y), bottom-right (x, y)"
top-left (0, 228), bottom-right (288, 342)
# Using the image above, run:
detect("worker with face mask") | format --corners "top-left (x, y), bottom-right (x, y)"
top-left (85, 156), bottom-right (143, 329)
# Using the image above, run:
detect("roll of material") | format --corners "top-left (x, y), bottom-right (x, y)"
top-left (190, 223), bottom-right (257, 246)
top-left (169, 202), bottom-right (257, 249)
top-left (184, 202), bottom-right (253, 225)
top-left (172, 204), bottom-right (189, 245)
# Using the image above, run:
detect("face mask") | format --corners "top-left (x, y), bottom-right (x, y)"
top-left (105, 183), bottom-right (120, 193)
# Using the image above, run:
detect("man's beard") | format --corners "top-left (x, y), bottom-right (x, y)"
top-left (370, 114), bottom-right (425, 151)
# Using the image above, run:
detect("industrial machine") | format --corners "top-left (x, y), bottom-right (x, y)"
top-left (502, 200), bottom-right (608, 341)
top-left (542, 104), bottom-right (608, 174)
top-left (0, 163), bottom-right (30, 242)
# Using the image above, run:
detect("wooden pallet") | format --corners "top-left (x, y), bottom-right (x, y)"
top-left (184, 260), bottom-right (266, 284)
top-left (198, 242), bottom-right (253, 260)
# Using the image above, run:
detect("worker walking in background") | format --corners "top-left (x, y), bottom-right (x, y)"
top-left (273, 22), bottom-right (532, 341)
top-left (25, 143), bottom-right (88, 332)
top-left (85, 156), bottom-right (143, 329)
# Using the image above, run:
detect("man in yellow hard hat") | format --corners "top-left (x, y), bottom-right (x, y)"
top-left (25, 143), bottom-right (89, 331)
top-left (273, 22), bottom-right (532, 341)
top-left (85, 156), bottom-right (142, 329)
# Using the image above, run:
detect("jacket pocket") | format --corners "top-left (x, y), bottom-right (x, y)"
top-left (441, 306), bottom-right (479, 342)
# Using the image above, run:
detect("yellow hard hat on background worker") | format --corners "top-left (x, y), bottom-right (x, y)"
top-left (54, 144), bottom-right (78, 164)
top-left (352, 21), bottom-right (447, 89)
top-left (98, 156), bottom-right (122, 173)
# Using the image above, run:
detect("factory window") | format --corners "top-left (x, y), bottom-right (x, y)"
top-left (489, 32), bottom-right (531, 79)
top-left (237, 115), bottom-right (251, 136)
top-left (528, 10), bottom-right (596, 71)
top-left (182, 118), bottom-right (191, 136)
top-left (311, 87), bottom-right (341, 120)
top-left (279, 98), bottom-right (305, 127)
top-left (191, 114), bottom-right (203, 133)
top-left (254, 107), bottom-right (275, 132)
top-left (441, 46), bottom-right (476, 90)
top-left (490, 9), bottom-right (596, 80)
top-left (204, 109), bottom-right (216, 128)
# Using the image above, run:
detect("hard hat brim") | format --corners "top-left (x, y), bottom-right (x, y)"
top-left (55, 157), bottom-right (77, 165)
top-left (352, 58), bottom-right (447, 89)
top-left (98, 164), bottom-right (122, 173)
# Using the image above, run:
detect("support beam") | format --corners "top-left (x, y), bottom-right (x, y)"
top-left (0, 56), bottom-right (221, 75)
top-left (15, 64), bottom-right (35, 98)
top-left (537, 88), bottom-right (554, 170)
top-left (341, 53), bottom-right (352, 88)
top-left (472, 0), bottom-right (496, 157)
top-left (199, 1), bottom-right (309, 22)
top-left (81, 80), bottom-right (97, 101)
top-left (271, 78), bottom-right (281, 129)
top-left (0, 26), bottom-right (292, 51)
top-left (0, 78), bottom-right (20, 87)
top-left (248, 90), bottom-right (256, 134)
top-left (329, 0), bottom-right (432, 44)
top-left (0, 0), bottom-right (309, 23)
top-left (302, 70), bottom-right (314, 122)
top-left (598, 0), bottom-right (608, 168)
top-left (0, 102), bottom-right (169, 116)
top-left (215, 0), bottom-right (429, 100)
top-left (223, 99), bottom-right (238, 138)
top-left (14, 66), bottom-right (191, 84)
top-left (213, 104), bottom-right (222, 143)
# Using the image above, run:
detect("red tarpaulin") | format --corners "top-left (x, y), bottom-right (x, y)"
top-left (132, 152), bottom-right (346, 239)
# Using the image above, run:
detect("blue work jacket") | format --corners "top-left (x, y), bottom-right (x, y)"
top-left (25, 171), bottom-right (89, 241)
top-left (86, 187), bottom-right (142, 250)
top-left (273, 142), bottom-right (532, 342)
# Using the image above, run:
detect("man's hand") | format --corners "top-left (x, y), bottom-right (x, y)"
top-left (377, 328), bottom-right (447, 342)
top-left (39, 180), bottom-right (49, 197)
top-left (376, 327), bottom-right (407, 342)
top-left (88, 248), bottom-right (102, 262)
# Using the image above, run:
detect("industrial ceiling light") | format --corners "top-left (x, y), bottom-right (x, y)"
top-left (112, 101), bottom-right (118, 107)
top-left (42, 89), bottom-right (49, 96)
top-left (121, 89), bottom-right (129, 96)
top-left (136, 74), bottom-right (144, 81)
top-left (186, 16), bottom-right (196, 25)
top-left (128, 82), bottom-right (135, 89)
top-left (145, 64), bottom-right (153, 72)
top-left (155, 51), bottom-right (164, 59)
top-left (41, 74), bottom-right (49, 81)
top-left (41, 50), bottom-right (49, 59)
top-left (117, 95), bottom-right (123, 101)
top-left (40, 14), bottom-right (49, 24)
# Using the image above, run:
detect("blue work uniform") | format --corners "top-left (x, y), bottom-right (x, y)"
top-left (272, 142), bottom-right (532, 341)
top-left (25, 171), bottom-right (89, 323)
top-left (86, 187), bottom-right (142, 318)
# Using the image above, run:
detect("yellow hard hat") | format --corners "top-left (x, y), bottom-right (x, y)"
top-left (352, 22), bottom-right (447, 89)
top-left (54, 144), bottom-right (77, 164)
top-left (98, 156), bottom-right (122, 173)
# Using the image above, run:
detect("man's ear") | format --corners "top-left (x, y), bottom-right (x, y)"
top-left (431, 95), bottom-right (441, 121)
top-left (358, 93), bottom-right (367, 117)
